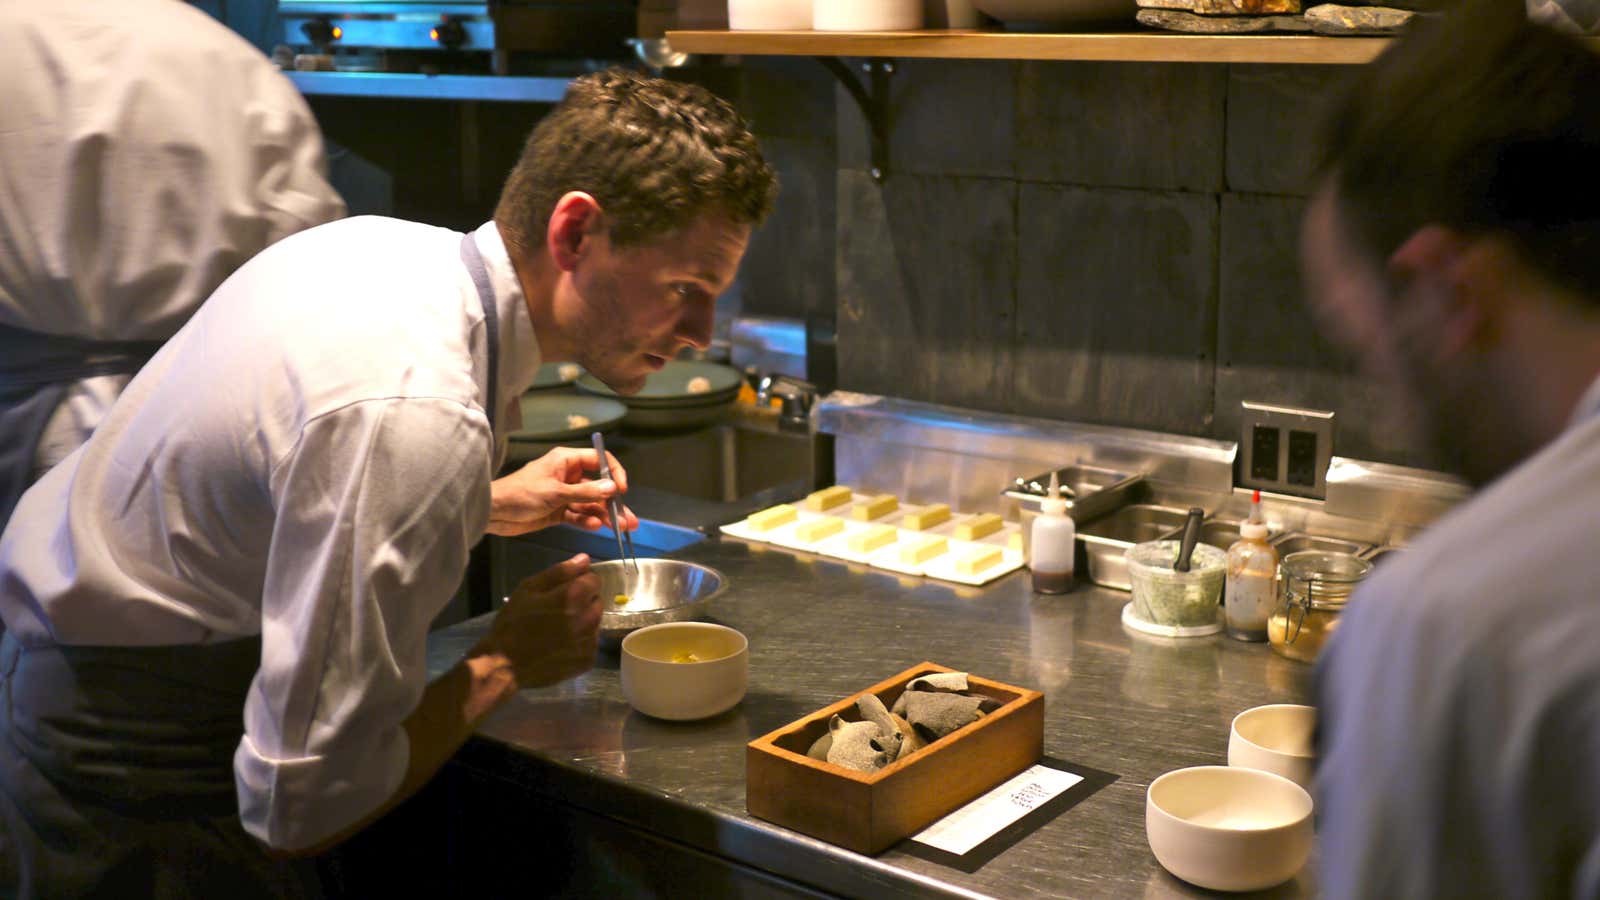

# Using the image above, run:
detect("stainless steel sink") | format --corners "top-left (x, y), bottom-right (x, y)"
top-left (1192, 519), bottom-right (1243, 552)
top-left (1077, 504), bottom-right (1194, 591)
top-left (1271, 533), bottom-right (1371, 557)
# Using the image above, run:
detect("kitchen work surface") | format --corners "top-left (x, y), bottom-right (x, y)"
top-left (426, 537), bottom-right (1317, 899)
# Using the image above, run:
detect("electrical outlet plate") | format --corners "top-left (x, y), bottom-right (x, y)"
top-left (1239, 402), bottom-right (1336, 499)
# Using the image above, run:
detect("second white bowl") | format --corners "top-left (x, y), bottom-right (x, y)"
top-left (1146, 765), bottom-right (1313, 892)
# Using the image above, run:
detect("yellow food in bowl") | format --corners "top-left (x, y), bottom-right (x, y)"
top-left (614, 594), bottom-right (630, 606)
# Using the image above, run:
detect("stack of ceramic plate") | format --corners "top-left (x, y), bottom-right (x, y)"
top-left (508, 393), bottom-right (627, 448)
top-left (576, 361), bottom-right (743, 430)
top-left (527, 361), bottom-right (586, 391)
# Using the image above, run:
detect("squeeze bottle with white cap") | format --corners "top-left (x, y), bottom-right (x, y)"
top-left (1225, 490), bottom-right (1278, 641)
top-left (1030, 472), bottom-right (1075, 594)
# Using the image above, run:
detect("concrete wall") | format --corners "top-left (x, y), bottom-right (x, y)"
top-left (727, 57), bottom-right (1437, 470)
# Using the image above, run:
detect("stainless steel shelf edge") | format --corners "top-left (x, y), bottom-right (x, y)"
top-left (1325, 455), bottom-right (1470, 532)
top-left (815, 391), bottom-right (1237, 497)
top-left (285, 71), bottom-right (571, 102)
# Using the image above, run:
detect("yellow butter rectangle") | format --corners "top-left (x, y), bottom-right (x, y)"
top-left (805, 486), bottom-right (853, 512)
top-left (848, 524), bottom-right (897, 554)
top-left (902, 504), bottom-right (951, 531)
top-left (852, 494), bottom-right (899, 521)
top-left (956, 547), bottom-right (1004, 576)
top-left (1008, 531), bottom-right (1024, 552)
top-left (795, 517), bottom-right (844, 543)
top-left (901, 535), bottom-right (948, 565)
top-left (954, 513), bottom-right (1004, 541)
top-left (748, 504), bottom-right (798, 532)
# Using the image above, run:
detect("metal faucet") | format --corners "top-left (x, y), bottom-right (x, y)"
top-left (756, 374), bottom-right (817, 431)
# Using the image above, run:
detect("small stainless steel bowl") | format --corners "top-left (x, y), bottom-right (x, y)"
top-left (596, 559), bottom-right (727, 644)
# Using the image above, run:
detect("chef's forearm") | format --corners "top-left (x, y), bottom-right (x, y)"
top-left (275, 653), bottom-right (518, 857)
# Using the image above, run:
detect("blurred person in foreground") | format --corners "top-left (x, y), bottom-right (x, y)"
top-left (1304, 2), bottom-right (1600, 897)
top-left (0, 69), bottom-right (775, 898)
top-left (0, 0), bottom-right (348, 528)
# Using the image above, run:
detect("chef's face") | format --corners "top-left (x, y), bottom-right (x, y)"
top-left (567, 212), bottom-right (749, 395)
top-left (1300, 183), bottom-right (1493, 482)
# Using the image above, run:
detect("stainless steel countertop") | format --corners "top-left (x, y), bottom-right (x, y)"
top-left (427, 536), bottom-right (1317, 899)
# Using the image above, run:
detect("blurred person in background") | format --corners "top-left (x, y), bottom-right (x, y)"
top-left (1303, 2), bottom-right (1600, 896)
top-left (0, 0), bottom-right (347, 528)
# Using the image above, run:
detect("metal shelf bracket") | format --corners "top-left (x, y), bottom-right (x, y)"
top-left (818, 57), bottom-right (894, 183)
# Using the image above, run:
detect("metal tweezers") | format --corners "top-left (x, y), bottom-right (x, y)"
top-left (591, 431), bottom-right (637, 572)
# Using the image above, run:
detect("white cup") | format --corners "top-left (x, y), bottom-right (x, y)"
top-left (814, 0), bottom-right (924, 30)
top-left (730, 0), bottom-right (813, 30)
top-left (1228, 704), bottom-right (1316, 791)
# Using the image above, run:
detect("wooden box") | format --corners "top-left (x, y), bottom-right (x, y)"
top-left (746, 662), bottom-right (1045, 855)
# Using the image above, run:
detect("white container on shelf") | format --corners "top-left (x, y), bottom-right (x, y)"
top-left (924, 0), bottom-right (982, 27)
top-left (729, 0), bottom-right (814, 30)
top-left (814, 0), bottom-right (923, 31)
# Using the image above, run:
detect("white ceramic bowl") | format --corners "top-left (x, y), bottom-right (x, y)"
top-left (620, 622), bottom-right (748, 721)
top-left (814, 0), bottom-right (923, 30)
top-left (730, 0), bottom-right (813, 29)
top-left (1146, 766), bottom-right (1313, 892)
top-left (1229, 704), bottom-right (1317, 791)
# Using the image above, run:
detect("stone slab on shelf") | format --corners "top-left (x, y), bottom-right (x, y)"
top-left (1137, 0), bottom-right (1302, 15)
top-left (1136, 8), bottom-right (1313, 31)
top-left (1304, 3), bottom-right (1416, 33)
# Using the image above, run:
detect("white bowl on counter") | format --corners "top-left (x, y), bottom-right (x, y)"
top-left (621, 622), bottom-right (749, 721)
top-left (1146, 765), bottom-right (1313, 892)
top-left (1229, 704), bottom-right (1317, 791)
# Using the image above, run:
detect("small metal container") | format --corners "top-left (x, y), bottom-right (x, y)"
top-left (1005, 464), bottom-right (1144, 522)
top-left (1077, 504), bottom-right (1193, 591)
top-left (1269, 532), bottom-right (1371, 558)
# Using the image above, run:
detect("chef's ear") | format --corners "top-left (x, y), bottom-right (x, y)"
top-left (1387, 225), bottom-right (1502, 360)
top-left (547, 192), bottom-right (604, 273)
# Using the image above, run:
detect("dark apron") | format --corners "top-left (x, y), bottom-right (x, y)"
top-left (0, 234), bottom-right (502, 899)
top-left (0, 321), bottom-right (164, 530)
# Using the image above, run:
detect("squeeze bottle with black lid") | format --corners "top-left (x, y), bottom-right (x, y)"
top-left (1030, 472), bottom-right (1075, 594)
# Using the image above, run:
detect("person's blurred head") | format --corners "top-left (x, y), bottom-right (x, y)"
top-left (1302, 0), bottom-right (1600, 485)
top-left (495, 69), bottom-right (777, 393)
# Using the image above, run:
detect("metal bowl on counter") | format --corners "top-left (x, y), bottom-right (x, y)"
top-left (595, 558), bottom-right (728, 644)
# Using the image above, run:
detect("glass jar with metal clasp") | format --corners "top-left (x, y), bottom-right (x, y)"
top-left (1267, 551), bottom-right (1373, 663)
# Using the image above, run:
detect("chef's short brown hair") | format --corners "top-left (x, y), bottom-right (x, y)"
top-left (496, 68), bottom-right (776, 249)
top-left (1319, 0), bottom-right (1600, 303)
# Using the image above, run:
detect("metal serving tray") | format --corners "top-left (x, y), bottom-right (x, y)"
top-left (1076, 504), bottom-right (1193, 591)
top-left (1005, 464), bottom-right (1146, 523)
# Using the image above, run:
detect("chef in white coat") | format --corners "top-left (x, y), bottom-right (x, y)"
top-left (0, 68), bottom-right (776, 897)
top-left (0, 0), bottom-right (348, 527)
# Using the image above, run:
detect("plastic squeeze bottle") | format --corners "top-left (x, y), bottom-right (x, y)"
top-left (1224, 490), bottom-right (1279, 641)
top-left (1030, 472), bottom-right (1075, 594)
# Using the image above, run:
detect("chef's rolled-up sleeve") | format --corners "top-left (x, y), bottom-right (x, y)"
top-left (237, 397), bottom-right (491, 851)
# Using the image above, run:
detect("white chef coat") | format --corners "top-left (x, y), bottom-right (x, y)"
top-left (1314, 373), bottom-right (1600, 899)
top-left (0, 0), bottom-right (346, 477)
top-left (0, 217), bottom-right (540, 852)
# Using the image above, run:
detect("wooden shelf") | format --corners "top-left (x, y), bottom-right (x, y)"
top-left (666, 28), bottom-right (1396, 65)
